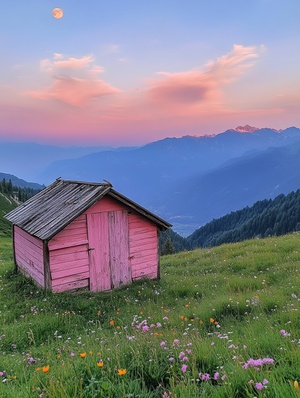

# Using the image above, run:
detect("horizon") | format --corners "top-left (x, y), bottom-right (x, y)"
top-left (1, 1), bottom-right (300, 146)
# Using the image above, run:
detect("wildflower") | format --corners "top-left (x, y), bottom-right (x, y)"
top-left (210, 318), bottom-right (214, 323)
top-left (200, 373), bottom-right (210, 381)
top-left (109, 320), bottom-right (115, 326)
top-left (173, 339), bottom-right (180, 345)
top-left (280, 329), bottom-right (290, 337)
top-left (118, 368), bottom-right (127, 376)
top-left (160, 341), bottom-right (166, 347)
top-left (89, 351), bottom-right (93, 355)
top-left (0, 372), bottom-right (4, 377)
top-left (213, 372), bottom-right (220, 380)
top-left (178, 351), bottom-right (185, 359)
top-left (181, 364), bottom-right (187, 373)
top-left (142, 325), bottom-right (149, 332)
top-left (169, 357), bottom-right (175, 362)
top-left (294, 381), bottom-right (300, 391)
top-left (80, 352), bottom-right (87, 359)
top-left (255, 382), bottom-right (265, 391)
top-left (70, 352), bottom-right (75, 357)
top-left (97, 361), bottom-right (104, 367)
top-left (35, 368), bottom-right (41, 372)
top-left (42, 365), bottom-right (50, 373)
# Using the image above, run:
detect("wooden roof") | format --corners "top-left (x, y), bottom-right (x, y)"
top-left (4, 178), bottom-right (171, 240)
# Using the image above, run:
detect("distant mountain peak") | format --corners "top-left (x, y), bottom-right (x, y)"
top-left (234, 125), bottom-right (260, 133)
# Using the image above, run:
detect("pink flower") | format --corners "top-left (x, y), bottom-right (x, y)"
top-left (160, 341), bottom-right (166, 347)
top-left (173, 339), bottom-right (180, 345)
top-left (255, 382), bottom-right (266, 390)
top-left (142, 325), bottom-right (149, 332)
top-left (181, 364), bottom-right (188, 373)
top-left (213, 372), bottom-right (220, 380)
top-left (178, 351), bottom-right (185, 359)
top-left (169, 357), bottom-right (175, 362)
top-left (200, 373), bottom-right (210, 381)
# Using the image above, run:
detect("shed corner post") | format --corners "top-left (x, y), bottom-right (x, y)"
top-left (157, 229), bottom-right (161, 280)
top-left (43, 240), bottom-right (51, 291)
top-left (12, 225), bottom-right (18, 274)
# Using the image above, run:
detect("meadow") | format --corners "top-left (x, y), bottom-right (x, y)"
top-left (0, 234), bottom-right (300, 397)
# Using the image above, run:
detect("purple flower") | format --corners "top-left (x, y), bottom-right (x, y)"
top-left (156, 322), bottom-right (162, 328)
top-left (173, 339), bottom-right (180, 345)
top-left (280, 329), bottom-right (290, 337)
top-left (200, 373), bottom-right (210, 381)
top-left (142, 325), bottom-right (149, 332)
top-left (213, 372), bottom-right (220, 380)
top-left (169, 357), bottom-right (175, 362)
top-left (181, 364), bottom-right (188, 373)
top-left (182, 356), bottom-right (189, 362)
top-left (255, 382), bottom-right (267, 390)
top-left (160, 341), bottom-right (166, 347)
top-left (178, 351), bottom-right (185, 359)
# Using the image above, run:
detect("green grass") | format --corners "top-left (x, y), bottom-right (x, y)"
top-left (1, 234), bottom-right (300, 397)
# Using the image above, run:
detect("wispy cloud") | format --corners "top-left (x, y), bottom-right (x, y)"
top-left (145, 44), bottom-right (259, 111)
top-left (25, 54), bottom-right (120, 107)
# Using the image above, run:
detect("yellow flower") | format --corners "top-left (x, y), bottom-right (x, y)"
top-left (89, 351), bottom-right (93, 355)
top-left (109, 320), bottom-right (115, 326)
top-left (97, 361), bottom-right (104, 367)
top-left (294, 381), bottom-right (300, 391)
top-left (35, 367), bottom-right (41, 372)
top-left (199, 320), bottom-right (203, 325)
top-left (42, 365), bottom-right (50, 373)
top-left (57, 355), bottom-right (61, 359)
top-left (80, 352), bottom-right (87, 359)
top-left (118, 368), bottom-right (127, 376)
top-left (210, 318), bottom-right (214, 323)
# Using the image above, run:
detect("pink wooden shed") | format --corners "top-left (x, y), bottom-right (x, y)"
top-left (4, 178), bottom-right (171, 293)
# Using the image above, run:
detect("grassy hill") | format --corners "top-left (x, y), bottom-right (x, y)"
top-left (0, 234), bottom-right (300, 397)
top-left (0, 193), bottom-right (16, 237)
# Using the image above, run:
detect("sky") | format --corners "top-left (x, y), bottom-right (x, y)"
top-left (1, 0), bottom-right (300, 146)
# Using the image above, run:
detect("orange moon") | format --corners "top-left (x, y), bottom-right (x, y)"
top-left (52, 8), bottom-right (64, 19)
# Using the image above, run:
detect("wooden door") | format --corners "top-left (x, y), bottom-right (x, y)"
top-left (108, 210), bottom-right (131, 289)
top-left (87, 210), bottom-right (131, 291)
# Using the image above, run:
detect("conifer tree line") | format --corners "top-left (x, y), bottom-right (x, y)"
top-left (0, 178), bottom-right (41, 202)
top-left (160, 189), bottom-right (300, 254)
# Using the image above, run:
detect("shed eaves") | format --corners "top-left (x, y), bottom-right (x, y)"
top-left (4, 179), bottom-right (171, 240)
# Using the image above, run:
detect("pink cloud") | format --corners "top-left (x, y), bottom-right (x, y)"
top-left (146, 44), bottom-right (259, 111)
top-left (25, 54), bottom-right (119, 107)
top-left (27, 76), bottom-right (120, 107)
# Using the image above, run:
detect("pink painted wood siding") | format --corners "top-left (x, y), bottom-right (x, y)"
top-left (128, 213), bottom-right (158, 280)
top-left (84, 196), bottom-right (124, 214)
top-left (48, 214), bottom-right (89, 292)
top-left (14, 226), bottom-right (44, 287)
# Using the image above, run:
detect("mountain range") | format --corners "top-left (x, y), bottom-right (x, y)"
top-left (1, 125), bottom-right (300, 236)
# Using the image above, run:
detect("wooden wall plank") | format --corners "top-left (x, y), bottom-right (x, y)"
top-left (84, 196), bottom-right (124, 214)
top-left (52, 279), bottom-right (89, 293)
